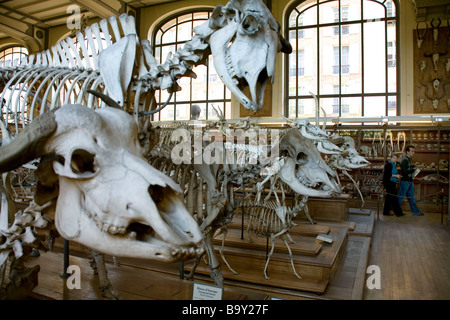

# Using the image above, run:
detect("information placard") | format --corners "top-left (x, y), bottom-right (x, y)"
top-left (192, 282), bottom-right (223, 300)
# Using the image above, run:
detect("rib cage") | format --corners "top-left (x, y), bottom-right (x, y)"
top-left (0, 13), bottom-right (211, 136)
top-left (0, 15), bottom-right (130, 128)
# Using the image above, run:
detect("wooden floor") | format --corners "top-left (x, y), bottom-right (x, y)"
top-left (364, 210), bottom-right (450, 300)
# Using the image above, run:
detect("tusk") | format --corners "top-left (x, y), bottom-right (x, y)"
top-left (87, 90), bottom-right (121, 109)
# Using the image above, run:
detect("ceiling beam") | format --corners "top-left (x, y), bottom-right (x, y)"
top-left (68, 0), bottom-right (125, 19)
top-left (412, 0), bottom-right (450, 22)
top-left (0, 4), bottom-right (48, 27)
top-left (0, 13), bottom-right (45, 52)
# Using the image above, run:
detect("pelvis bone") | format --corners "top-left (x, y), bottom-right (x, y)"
top-left (0, 105), bottom-right (203, 262)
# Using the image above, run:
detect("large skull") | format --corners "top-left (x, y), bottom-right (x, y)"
top-left (278, 129), bottom-right (341, 197)
top-left (0, 105), bottom-right (203, 262)
top-left (195, 0), bottom-right (292, 112)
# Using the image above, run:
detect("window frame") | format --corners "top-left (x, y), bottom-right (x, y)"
top-left (284, 0), bottom-right (400, 120)
top-left (0, 46), bottom-right (28, 64)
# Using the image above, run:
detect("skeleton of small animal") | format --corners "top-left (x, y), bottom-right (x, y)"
top-left (242, 177), bottom-right (310, 280)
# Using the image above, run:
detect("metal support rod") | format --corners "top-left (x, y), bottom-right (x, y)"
top-left (179, 261), bottom-right (184, 280)
top-left (241, 181), bottom-right (245, 240)
top-left (60, 239), bottom-right (70, 279)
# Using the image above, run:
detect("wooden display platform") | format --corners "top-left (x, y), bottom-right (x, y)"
top-left (184, 215), bottom-right (350, 295)
top-left (20, 251), bottom-right (255, 300)
top-left (307, 194), bottom-right (350, 221)
top-left (15, 206), bottom-right (374, 300)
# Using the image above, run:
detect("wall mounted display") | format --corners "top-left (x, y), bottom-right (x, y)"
top-left (414, 22), bottom-right (450, 114)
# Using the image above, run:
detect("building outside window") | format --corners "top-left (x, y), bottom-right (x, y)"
top-left (285, 0), bottom-right (399, 120)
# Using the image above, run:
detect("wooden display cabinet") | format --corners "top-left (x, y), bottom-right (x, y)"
top-left (326, 124), bottom-right (450, 209)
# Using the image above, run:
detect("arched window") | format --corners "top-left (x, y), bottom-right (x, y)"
top-left (0, 46), bottom-right (28, 64)
top-left (151, 10), bottom-right (231, 121)
top-left (1, 46), bottom-right (29, 123)
top-left (285, 0), bottom-right (399, 120)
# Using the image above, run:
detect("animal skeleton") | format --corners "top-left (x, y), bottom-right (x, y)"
top-left (0, 0), bottom-right (291, 299)
top-left (148, 115), bottom-right (368, 282)
top-left (243, 179), bottom-right (309, 280)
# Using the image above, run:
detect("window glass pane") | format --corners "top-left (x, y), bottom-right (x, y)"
top-left (208, 56), bottom-right (225, 99)
top-left (321, 97), bottom-right (340, 118)
top-left (175, 103), bottom-right (190, 120)
top-left (161, 26), bottom-right (176, 44)
top-left (289, 10), bottom-right (299, 28)
top-left (342, 0), bottom-right (361, 21)
top-left (387, 96), bottom-right (397, 116)
top-left (159, 44), bottom-right (176, 64)
top-left (364, 96), bottom-right (385, 117)
top-left (152, 9), bottom-right (229, 120)
top-left (301, 4), bottom-right (317, 26)
top-left (177, 21), bottom-right (193, 42)
top-left (155, 30), bottom-right (163, 45)
top-left (298, 98), bottom-right (316, 117)
top-left (319, 26), bottom-right (339, 95)
top-left (319, 0), bottom-right (338, 25)
top-left (176, 76), bottom-right (191, 102)
top-left (288, 99), bottom-right (297, 118)
top-left (224, 101), bottom-right (231, 119)
top-left (178, 13), bottom-right (193, 24)
top-left (343, 96), bottom-right (362, 116)
top-left (387, 20), bottom-right (397, 92)
top-left (192, 64), bottom-right (207, 101)
top-left (363, 0), bottom-right (385, 20)
top-left (385, 0), bottom-right (396, 18)
top-left (341, 27), bottom-right (362, 94)
top-left (363, 21), bottom-right (385, 93)
top-left (194, 12), bottom-right (209, 20)
top-left (160, 104), bottom-right (175, 121)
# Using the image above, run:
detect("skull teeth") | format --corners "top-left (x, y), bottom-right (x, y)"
top-left (171, 246), bottom-right (204, 258)
top-left (225, 49), bottom-right (239, 85)
top-left (86, 210), bottom-right (128, 236)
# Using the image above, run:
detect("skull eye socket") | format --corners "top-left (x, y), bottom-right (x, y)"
top-left (70, 149), bottom-right (96, 174)
top-left (296, 152), bottom-right (308, 164)
top-left (241, 14), bottom-right (260, 35)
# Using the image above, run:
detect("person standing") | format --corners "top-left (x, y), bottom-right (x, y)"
top-left (383, 153), bottom-right (405, 216)
top-left (398, 145), bottom-right (423, 216)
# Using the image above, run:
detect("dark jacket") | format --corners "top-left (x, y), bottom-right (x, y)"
top-left (383, 161), bottom-right (398, 189)
top-left (400, 156), bottom-right (415, 181)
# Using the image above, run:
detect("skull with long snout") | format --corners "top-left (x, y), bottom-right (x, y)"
top-left (278, 129), bottom-right (342, 197)
top-left (0, 105), bottom-right (203, 262)
top-left (195, 0), bottom-right (292, 112)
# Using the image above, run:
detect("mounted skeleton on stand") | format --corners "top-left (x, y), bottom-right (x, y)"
top-left (0, 0), bottom-right (292, 299)
top-left (148, 110), bottom-right (370, 283)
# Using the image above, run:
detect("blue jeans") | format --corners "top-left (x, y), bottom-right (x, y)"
top-left (398, 181), bottom-right (420, 215)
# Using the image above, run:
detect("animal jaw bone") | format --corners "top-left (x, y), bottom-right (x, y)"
top-left (0, 105), bottom-right (204, 263)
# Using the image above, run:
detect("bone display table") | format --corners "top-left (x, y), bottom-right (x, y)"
top-left (307, 194), bottom-right (351, 221)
